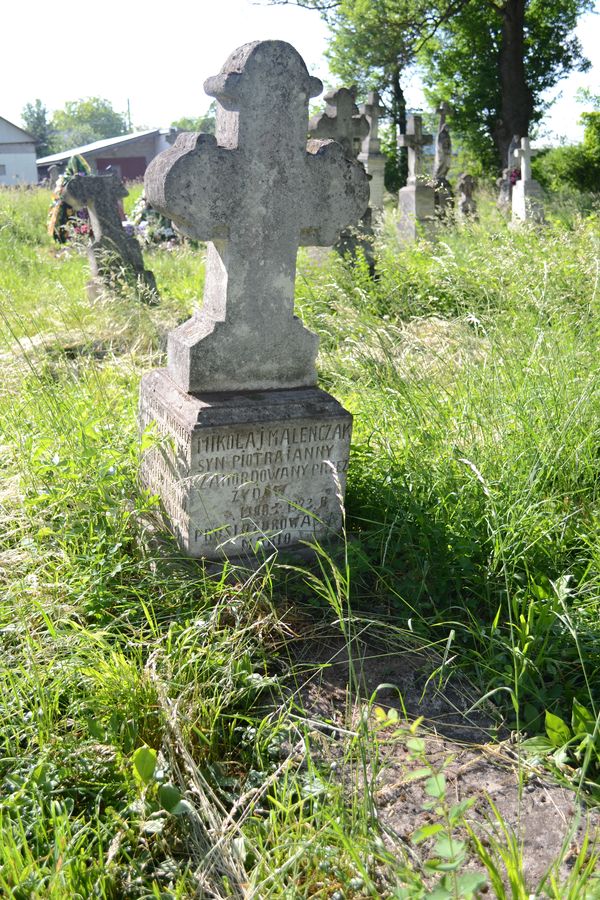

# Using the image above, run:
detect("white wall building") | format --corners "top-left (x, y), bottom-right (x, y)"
top-left (0, 117), bottom-right (37, 186)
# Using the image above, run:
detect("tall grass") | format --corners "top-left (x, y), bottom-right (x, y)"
top-left (0, 185), bottom-right (599, 896)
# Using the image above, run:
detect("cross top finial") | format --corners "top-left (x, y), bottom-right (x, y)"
top-left (397, 113), bottom-right (433, 181)
top-left (145, 40), bottom-right (369, 394)
top-left (309, 86), bottom-right (370, 159)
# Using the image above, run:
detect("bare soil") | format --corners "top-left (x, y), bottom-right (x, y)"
top-left (287, 624), bottom-right (600, 894)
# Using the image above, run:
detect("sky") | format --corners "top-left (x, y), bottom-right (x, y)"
top-left (3, 0), bottom-right (599, 145)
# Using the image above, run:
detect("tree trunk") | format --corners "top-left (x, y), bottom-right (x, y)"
top-left (494, 0), bottom-right (533, 169)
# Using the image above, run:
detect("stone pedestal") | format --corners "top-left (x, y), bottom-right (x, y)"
top-left (359, 151), bottom-right (386, 214)
top-left (397, 180), bottom-right (436, 243)
top-left (139, 370), bottom-right (352, 560)
top-left (511, 179), bottom-right (545, 225)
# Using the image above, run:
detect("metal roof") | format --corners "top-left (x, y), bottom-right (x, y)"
top-left (36, 129), bottom-right (160, 165)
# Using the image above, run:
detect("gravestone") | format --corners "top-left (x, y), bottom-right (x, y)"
top-left (48, 164), bottom-right (60, 191)
top-left (457, 173), bottom-right (478, 219)
top-left (433, 101), bottom-right (454, 219)
top-left (511, 137), bottom-right (545, 224)
top-left (358, 90), bottom-right (386, 213)
top-left (308, 87), bottom-right (373, 269)
top-left (308, 86), bottom-right (374, 270)
top-left (397, 113), bottom-right (434, 242)
top-left (308, 87), bottom-right (369, 160)
top-left (497, 134), bottom-right (520, 212)
top-left (64, 172), bottom-right (158, 301)
top-left (139, 40), bottom-right (369, 560)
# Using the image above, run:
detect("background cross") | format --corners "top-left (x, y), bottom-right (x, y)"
top-left (64, 172), bottom-right (156, 295)
top-left (359, 90), bottom-right (386, 156)
top-left (398, 114), bottom-right (433, 181)
top-left (308, 87), bottom-right (370, 160)
top-left (513, 136), bottom-right (532, 181)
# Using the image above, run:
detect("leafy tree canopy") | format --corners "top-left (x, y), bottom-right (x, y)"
top-left (51, 98), bottom-right (129, 152)
top-left (273, 0), bottom-right (593, 173)
top-left (421, 0), bottom-right (593, 169)
top-left (171, 102), bottom-right (216, 135)
top-left (22, 99), bottom-right (54, 157)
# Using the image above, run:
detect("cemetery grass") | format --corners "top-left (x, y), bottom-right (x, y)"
top-left (0, 185), bottom-right (599, 897)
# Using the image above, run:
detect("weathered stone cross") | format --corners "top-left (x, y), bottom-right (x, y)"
top-left (513, 136), bottom-right (532, 181)
top-left (64, 172), bottom-right (158, 297)
top-left (398, 114), bottom-right (433, 181)
top-left (308, 87), bottom-right (370, 160)
top-left (358, 90), bottom-right (386, 213)
top-left (145, 42), bottom-right (369, 394)
top-left (359, 90), bottom-right (385, 156)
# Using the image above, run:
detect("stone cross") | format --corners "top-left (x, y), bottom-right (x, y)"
top-left (358, 90), bottom-right (387, 214)
top-left (146, 41), bottom-right (369, 394)
top-left (359, 90), bottom-right (385, 155)
top-left (513, 136), bottom-right (532, 181)
top-left (457, 173), bottom-right (477, 218)
top-left (511, 135), bottom-right (544, 224)
top-left (398, 114), bottom-right (433, 181)
top-left (64, 172), bottom-right (158, 299)
top-left (308, 87), bottom-right (370, 160)
top-left (508, 134), bottom-right (521, 170)
top-left (48, 164), bottom-right (60, 190)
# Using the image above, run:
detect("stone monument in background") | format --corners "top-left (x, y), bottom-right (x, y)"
top-left (308, 87), bottom-right (374, 269)
top-left (397, 113), bottom-right (434, 242)
top-left (512, 137), bottom-right (545, 224)
top-left (139, 40), bottom-right (369, 560)
top-left (497, 133), bottom-right (520, 212)
top-left (64, 172), bottom-right (158, 302)
top-left (308, 87), bottom-right (369, 160)
top-left (358, 90), bottom-right (387, 214)
top-left (457, 173), bottom-right (478, 220)
top-left (433, 101), bottom-right (454, 219)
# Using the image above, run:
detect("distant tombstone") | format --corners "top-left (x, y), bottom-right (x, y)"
top-left (139, 40), bottom-right (369, 560)
top-left (358, 90), bottom-right (386, 213)
top-left (308, 86), bottom-right (374, 270)
top-left (397, 113), bottom-right (435, 242)
top-left (497, 134), bottom-right (520, 212)
top-left (433, 101), bottom-right (454, 219)
top-left (64, 172), bottom-right (158, 301)
top-left (457, 173), bottom-right (478, 220)
top-left (48, 165), bottom-right (60, 191)
top-left (511, 137), bottom-right (545, 224)
top-left (308, 87), bottom-right (369, 159)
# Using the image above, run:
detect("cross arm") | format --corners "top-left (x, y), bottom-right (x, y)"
top-left (145, 132), bottom-right (236, 241)
top-left (300, 139), bottom-right (369, 246)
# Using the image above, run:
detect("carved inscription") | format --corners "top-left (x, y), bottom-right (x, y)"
top-left (139, 394), bottom-right (352, 559)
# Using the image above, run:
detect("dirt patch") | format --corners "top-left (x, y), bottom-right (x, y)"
top-left (289, 626), bottom-right (600, 892)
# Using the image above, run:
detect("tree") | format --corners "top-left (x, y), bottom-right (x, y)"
top-left (271, 0), bottom-right (592, 173)
top-left (22, 99), bottom-right (54, 157)
top-left (270, 0), bottom-right (467, 188)
top-left (421, 0), bottom-right (593, 169)
top-left (51, 98), bottom-right (129, 151)
top-left (533, 110), bottom-right (600, 191)
top-left (171, 102), bottom-right (216, 135)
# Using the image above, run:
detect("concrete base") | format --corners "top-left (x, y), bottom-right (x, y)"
top-left (512, 179), bottom-right (545, 224)
top-left (139, 369), bottom-right (352, 560)
top-left (397, 181), bottom-right (436, 243)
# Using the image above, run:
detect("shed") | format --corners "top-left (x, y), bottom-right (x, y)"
top-left (37, 130), bottom-right (178, 182)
